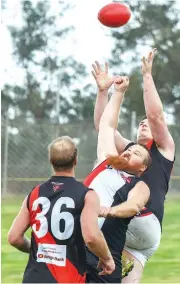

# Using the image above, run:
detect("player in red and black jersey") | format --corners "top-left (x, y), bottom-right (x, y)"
top-left (8, 136), bottom-right (115, 283)
top-left (84, 75), bottom-right (154, 283)
top-left (93, 49), bottom-right (175, 283)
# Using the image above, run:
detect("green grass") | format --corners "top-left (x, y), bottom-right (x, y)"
top-left (2, 196), bottom-right (180, 283)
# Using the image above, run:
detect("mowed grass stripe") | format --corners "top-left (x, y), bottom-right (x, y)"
top-left (2, 196), bottom-right (180, 283)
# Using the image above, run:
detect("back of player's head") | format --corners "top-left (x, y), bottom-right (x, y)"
top-left (48, 136), bottom-right (77, 171)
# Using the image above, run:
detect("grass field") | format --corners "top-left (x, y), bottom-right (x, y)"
top-left (2, 195), bottom-right (180, 283)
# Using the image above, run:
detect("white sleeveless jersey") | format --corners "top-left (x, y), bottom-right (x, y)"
top-left (84, 160), bottom-right (133, 228)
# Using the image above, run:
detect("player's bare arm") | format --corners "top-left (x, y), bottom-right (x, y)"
top-left (92, 61), bottom-right (114, 132)
top-left (8, 197), bottom-right (31, 253)
top-left (92, 61), bottom-right (131, 154)
top-left (100, 181), bottom-right (150, 218)
top-left (81, 190), bottom-right (115, 275)
top-left (97, 76), bottom-right (130, 162)
top-left (142, 48), bottom-right (175, 160)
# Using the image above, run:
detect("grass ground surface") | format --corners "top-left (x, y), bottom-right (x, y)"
top-left (1, 195), bottom-right (180, 283)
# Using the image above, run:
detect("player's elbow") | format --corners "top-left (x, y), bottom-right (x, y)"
top-left (130, 201), bottom-right (144, 215)
top-left (7, 231), bottom-right (21, 246)
top-left (83, 226), bottom-right (101, 246)
top-left (84, 232), bottom-right (98, 246)
top-left (147, 111), bottom-right (163, 123)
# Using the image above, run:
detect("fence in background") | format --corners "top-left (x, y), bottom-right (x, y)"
top-left (1, 117), bottom-right (180, 195)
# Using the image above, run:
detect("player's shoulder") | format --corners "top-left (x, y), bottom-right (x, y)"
top-left (28, 182), bottom-right (43, 194)
top-left (151, 141), bottom-right (175, 162)
top-left (72, 178), bottom-right (90, 192)
top-left (26, 182), bottom-right (43, 210)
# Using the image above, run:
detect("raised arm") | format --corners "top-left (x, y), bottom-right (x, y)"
top-left (97, 75), bottom-right (130, 162)
top-left (92, 61), bottom-right (114, 132)
top-left (142, 49), bottom-right (175, 160)
top-left (92, 62), bottom-right (131, 156)
top-left (100, 181), bottom-right (150, 218)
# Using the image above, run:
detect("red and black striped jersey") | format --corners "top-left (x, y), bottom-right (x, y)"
top-left (23, 176), bottom-right (90, 283)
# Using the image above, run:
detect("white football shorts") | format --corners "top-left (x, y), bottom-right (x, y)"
top-left (124, 213), bottom-right (161, 266)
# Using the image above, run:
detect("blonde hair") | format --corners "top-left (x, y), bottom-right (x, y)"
top-left (48, 136), bottom-right (77, 171)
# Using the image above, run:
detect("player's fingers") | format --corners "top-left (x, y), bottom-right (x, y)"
top-left (142, 56), bottom-right (148, 67)
top-left (95, 61), bottom-right (101, 72)
top-left (105, 62), bottom-right (108, 73)
top-left (100, 209), bottom-right (108, 217)
top-left (122, 76), bottom-right (129, 82)
top-left (92, 63), bottom-right (99, 75)
top-left (147, 51), bottom-right (152, 62)
top-left (114, 75), bottom-right (123, 83)
top-left (97, 260), bottom-right (102, 270)
top-left (151, 48), bottom-right (157, 60)
top-left (148, 48), bottom-right (157, 63)
top-left (98, 269), bottom-right (110, 276)
top-left (98, 271), bottom-right (106, 276)
top-left (91, 70), bottom-right (97, 79)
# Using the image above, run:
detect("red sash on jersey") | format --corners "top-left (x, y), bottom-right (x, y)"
top-left (28, 185), bottom-right (86, 283)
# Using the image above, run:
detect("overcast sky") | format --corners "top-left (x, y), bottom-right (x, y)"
top-left (1, 0), bottom-right (117, 87)
top-left (1, 0), bottom-right (179, 88)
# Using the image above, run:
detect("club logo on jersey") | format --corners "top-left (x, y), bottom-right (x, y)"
top-left (106, 164), bottom-right (113, 169)
top-left (120, 173), bottom-right (132, 184)
top-left (52, 182), bottom-right (64, 192)
top-left (38, 254), bottom-right (43, 258)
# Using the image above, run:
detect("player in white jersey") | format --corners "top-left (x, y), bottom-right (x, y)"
top-left (92, 50), bottom-right (175, 282)
top-left (84, 75), bottom-right (152, 283)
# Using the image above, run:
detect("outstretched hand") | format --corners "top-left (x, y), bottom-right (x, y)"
top-left (142, 48), bottom-right (157, 75)
top-left (92, 61), bottom-right (114, 91)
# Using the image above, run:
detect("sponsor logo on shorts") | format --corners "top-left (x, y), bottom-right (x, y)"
top-left (43, 255), bottom-right (64, 262)
top-left (37, 243), bottom-right (66, 266)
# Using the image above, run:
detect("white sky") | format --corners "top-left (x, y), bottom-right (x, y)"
top-left (1, 0), bottom-right (118, 87)
top-left (1, 0), bottom-right (179, 125)
top-left (1, 0), bottom-right (179, 93)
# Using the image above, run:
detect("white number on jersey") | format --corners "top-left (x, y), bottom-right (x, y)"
top-left (32, 197), bottom-right (75, 240)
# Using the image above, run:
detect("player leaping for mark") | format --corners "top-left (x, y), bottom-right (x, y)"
top-left (84, 74), bottom-right (153, 283)
top-left (93, 48), bottom-right (175, 283)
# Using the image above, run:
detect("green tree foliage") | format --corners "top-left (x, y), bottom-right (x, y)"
top-left (2, 0), bottom-right (87, 122)
top-left (110, 0), bottom-right (180, 122)
top-left (2, 0), bottom-right (180, 182)
top-left (1, 0), bottom-right (97, 181)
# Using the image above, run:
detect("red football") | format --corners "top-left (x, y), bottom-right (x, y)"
top-left (98, 3), bottom-right (131, 28)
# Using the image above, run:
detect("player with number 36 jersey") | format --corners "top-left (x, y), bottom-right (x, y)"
top-left (23, 176), bottom-right (91, 283)
top-left (8, 136), bottom-right (115, 283)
